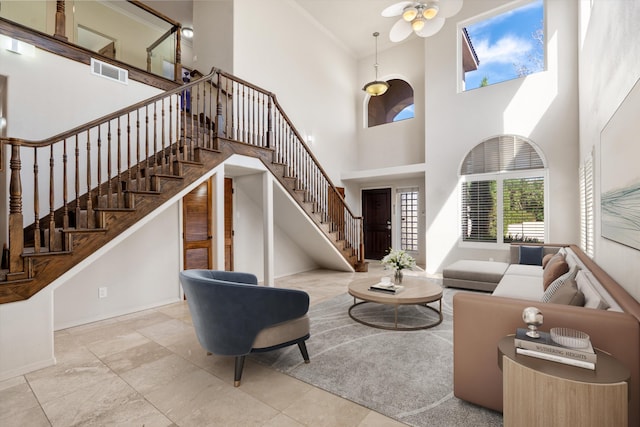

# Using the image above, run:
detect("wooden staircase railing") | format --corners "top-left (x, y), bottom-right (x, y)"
top-left (0, 68), bottom-right (364, 303)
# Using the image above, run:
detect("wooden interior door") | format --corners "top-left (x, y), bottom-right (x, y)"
top-left (362, 188), bottom-right (392, 260)
top-left (224, 178), bottom-right (234, 271)
top-left (183, 179), bottom-right (212, 270)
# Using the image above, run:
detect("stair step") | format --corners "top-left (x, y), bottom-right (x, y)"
top-left (93, 207), bottom-right (136, 212)
top-left (61, 228), bottom-right (108, 234)
top-left (22, 248), bottom-right (73, 257)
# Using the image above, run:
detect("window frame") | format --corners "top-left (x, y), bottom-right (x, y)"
top-left (397, 188), bottom-right (420, 252)
top-left (366, 78), bottom-right (415, 128)
top-left (459, 168), bottom-right (549, 249)
top-left (457, 0), bottom-right (546, 93)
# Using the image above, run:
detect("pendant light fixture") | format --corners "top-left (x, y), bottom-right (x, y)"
top-left (363, 32), bottom-right (389, 96)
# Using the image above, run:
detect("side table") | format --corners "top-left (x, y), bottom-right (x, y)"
top-left (498, 336), bottom-right (630, 427)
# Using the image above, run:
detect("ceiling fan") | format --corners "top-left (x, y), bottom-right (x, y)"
top-left (382, 0), bottom-right (464, 42)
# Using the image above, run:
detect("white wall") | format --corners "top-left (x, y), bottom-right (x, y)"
top-left (232, 171), bottom-right (320, 282)
top-left (424, 0), bottom-right (580, 273)
top-left (232, 0), bottom-right (358, 185)
top-left (578, 0), bottom-right (640, 300)
top-left (0, 44), bottom-right (174, 380)
top-left (53, 205), bottom-right (182, 330)
top-left (356, 37), bottom-right (426, 169)
top-left (192, 0), bottom-right (233, 74)
top-left (0, 45), bottom-right (161, 140)
top-left (0, 289), bottom-right (55, 381)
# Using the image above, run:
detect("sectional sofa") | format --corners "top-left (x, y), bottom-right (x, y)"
top-left (450, 244), bottom-right (640, 426)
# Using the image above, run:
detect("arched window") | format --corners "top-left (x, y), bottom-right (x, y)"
top-left (460, 135), bottom-right (547, 244)
top-left (367, 79), bottom-right (414, 127)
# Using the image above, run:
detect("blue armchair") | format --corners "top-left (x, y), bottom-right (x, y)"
top-left (179, 270), bottom-right (310, 386)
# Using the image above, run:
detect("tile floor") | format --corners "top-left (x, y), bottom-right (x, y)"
top-left (0, 264), bottom-right (425, 427)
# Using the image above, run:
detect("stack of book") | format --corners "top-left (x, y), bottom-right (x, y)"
top-left (514, 328), bottom-right (597, 370)
top-left (369, 282), bottom-right (404, 294)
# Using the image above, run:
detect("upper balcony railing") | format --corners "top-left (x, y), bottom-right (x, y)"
top-left (0, 0), bottom-right (184, 82)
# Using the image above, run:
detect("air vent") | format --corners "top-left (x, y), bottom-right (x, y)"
top-left (90, 58), bottom-right (128, 84)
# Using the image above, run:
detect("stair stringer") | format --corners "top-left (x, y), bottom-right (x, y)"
top-left (224, 154), bottom-right (353, 273)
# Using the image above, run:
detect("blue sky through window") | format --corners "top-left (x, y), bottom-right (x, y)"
top-left (464, 0), bottom-right (544, 90)
top-left (393, 104), bottom-right (415, 122)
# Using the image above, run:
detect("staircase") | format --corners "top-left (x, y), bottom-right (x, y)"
top-left (0, 69), bottom-right (365, 304)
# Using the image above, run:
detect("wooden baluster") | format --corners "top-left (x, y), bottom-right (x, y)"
top-left (63, 138), bottom-right (69, 230)
top-left (74, 135), bottom-right (81, 228)
top-left (226, 76), bottom-right (232, 139)
top-left (116, 117), bottom-right (122, 206)
top-left (251, 89), bottom-right (256, 145)
top-left (97, 126), bottom-right (103, 206)
top-left (135, 110), bottom-right (140, 184)
top-left (191, 85), bottom-right (204, 153)
top-left (54, 1), bottom-right (67, 40)
top-left (145, 105), bottom-right (150, 190)
top-left (243, 85), bottom-right (248, 143)
top-left (153, 104), bottom-right (158, 177)
top-left (161, 99), bottom-right (167, 173)
top-left (190, 89), bottom-right (196, 158)
top-left (258, 93), bottom-right (263, 147)
top-left (86, 130), bottom-right (94, 228)
top-left (167, 98), bottom-right (174, 170)
top-left (126, 113), bottom-right (132, 187)
top-left (173, 93), bottom-right (180, 154)
top-left (217, 74), bottom-right (223, 139)
top-left (48, 145), bottom-right (56, 250)
top-left (267, 97), bottom-right (273, 149)
top-left (33, 147), bottom-right (40, 253)
top-left (8, 144), bottom-right (24, 273)
top-left (107, 121), bottom-right (113, 208)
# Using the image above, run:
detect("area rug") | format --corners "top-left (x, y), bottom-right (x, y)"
top-left (251, 288), bottom-right (503, 427)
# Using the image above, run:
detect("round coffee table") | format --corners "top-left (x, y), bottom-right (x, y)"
top-left (347, 276), bottom-right (443, 331)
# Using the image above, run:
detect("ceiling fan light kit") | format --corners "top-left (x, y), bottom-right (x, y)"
top-left (383, 0), bottom-right (463, 41)
top-left (363, 32), bottom-right (389, 97)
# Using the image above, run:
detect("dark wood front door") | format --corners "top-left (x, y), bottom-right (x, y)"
top-left (224, 178), bottom-right (234, 271)
top-left (183, 179), bottom-right (212, 270)
top-left (362, 188), bottom-right (392, 260)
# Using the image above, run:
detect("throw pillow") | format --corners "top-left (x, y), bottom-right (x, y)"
top-left (546, 278), bottom-right (585, 306)
top-left (543, 252), bottom-right (563, 270)
top-left (519, 245), bottom-right (544, 266)
top-left (576, 271), bottom-right (611, 310)
top-left (541, 253), bottom-right (555, 268)
top-left (542, 266), bottom-right (580, 303)
top-left (542, 257), bottom-right (569, 289)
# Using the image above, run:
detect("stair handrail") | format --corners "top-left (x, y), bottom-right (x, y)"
top-left (1, 68), bottom-right (218, 149)
top-left (1, 66), bottom-right (364, 285)
top-left (1, 68), bottom-right (219, 274)
top-left (214, 70), bottom-right (360, 222)
top-left (214, 70), bottom-right (364, 265)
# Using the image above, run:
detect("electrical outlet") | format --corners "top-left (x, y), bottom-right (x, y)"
top-left (99, 287), bottom-right (108, 298)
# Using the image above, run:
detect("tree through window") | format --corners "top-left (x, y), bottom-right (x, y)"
top-left (460, 135), bottom-right (547, 244)
top-left (460, 0), bottom-right (544, 91)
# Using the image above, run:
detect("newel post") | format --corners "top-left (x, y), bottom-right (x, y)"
top-left (54, 1), bottom-right (67, 41)
top-left (8, 144), bottom-right (24, 273)
top-left (215, 71), bottom-right (225, 138)
top-left (266, 97), bottom-right (273, 149)
top-left (174, 26), bottom-right (182, 83)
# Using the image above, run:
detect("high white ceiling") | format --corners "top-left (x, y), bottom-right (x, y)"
top-left (145, 0), bottom-right (410, 59)
top-left (293, 0), bottom-right (407, 58)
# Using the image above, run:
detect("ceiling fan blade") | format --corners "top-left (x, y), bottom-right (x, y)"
top-left (439, 0), bottom-right (464, 18)
top-left (382, 1), bottom-right (415, 18)
top-left (415, 17), bottom-right (446, 37)
top-left (389, 19), bottom-right (413, 42)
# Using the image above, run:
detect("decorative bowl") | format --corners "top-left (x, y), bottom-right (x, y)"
top-left (550, 327), bottom-right (590, 349)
